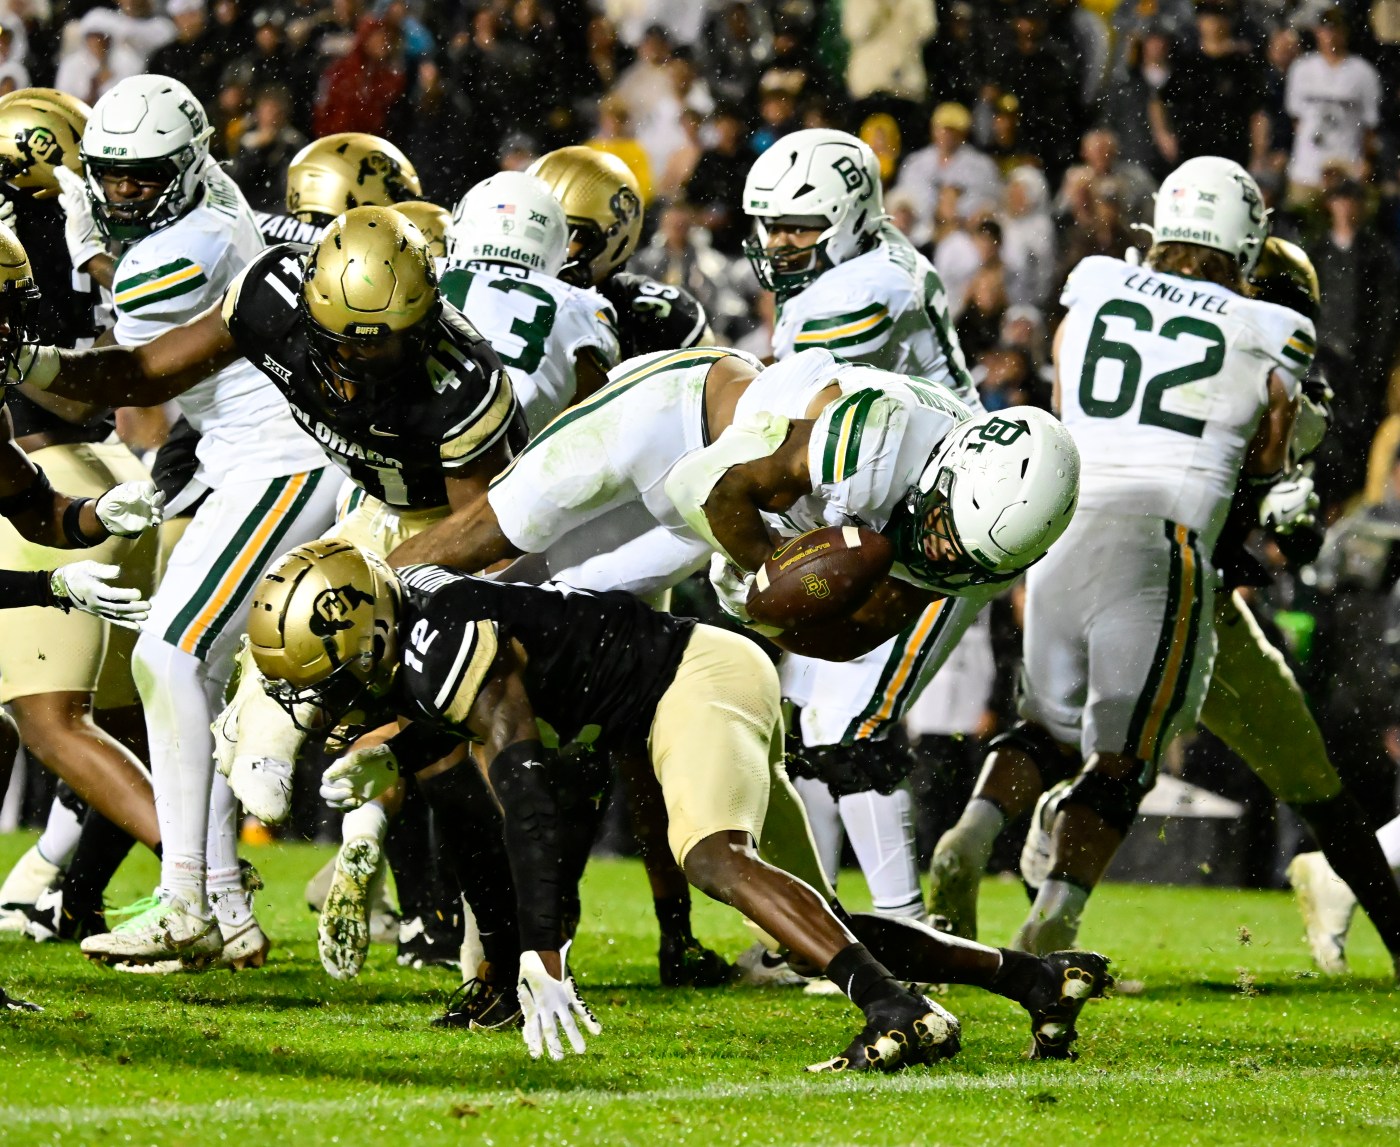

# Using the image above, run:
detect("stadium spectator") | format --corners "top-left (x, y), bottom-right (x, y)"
top-left (698, 1), bottom-right (771, 108)
top-left (147, 0), bottom-right (218, 97)
top-left (311, 16), bottom-right (406, 138)
top-left (576, 15), bottom-right (631, 102)
top-left (750, 68), bottom-right (801, 156)
top-left (985, 4), bottom-right (1084, 182)
top-left (631, 199), bottom-right (744, 337)
top-left (1052, 173), bottom-right (1134, 304)
top-left (1000, 165), bottom-right (1056, 309)
top-left (302, 0), bottom-right (365, 68)
top-left (587, 94), bottom-right (654, 204)
top-left (1108, 0), bottom-right (1194, 84)
top-left (955, 219), bottom-right (1009, 362)
top-left (229, 83), bottom-right (306, 212)
top-left (393, 56), bottom-right (479, 200)
top-left (55, 6), bottom-right (173, 102)
top-left (1102, 24), bottom-right (1175, 177)
top-left (1285, 7), bottom-right (1382, 204)
top-left (1260, 23), bottom-right (1302, 180)
top-left (922, 0), bottom-right (983, 109)
top-left (1150, 1), bottom-right (1269, 170)
top-left (684, 105), bottom-right (748, 255)
top-left (893, 102), bottom-right (1002, 247)
top-left (1055, 128), bottom-right (1156, 230)
top-left (842, 0), bottom-right (936, 143)
top-left (235, 10), bottom-right (304, 105)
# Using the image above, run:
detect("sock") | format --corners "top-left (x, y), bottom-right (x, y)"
top-left (839, 787), bottom-right (923, 918)
top-left (1295, 793), bottom-right (1400, 953)
top-left (1019, 878), bottom-right (1089, 954)
top-left (937, 798), bottom-right (1006, 872)
top-left (342, 801), bottom-right (389, 845)
top-left (384, 781), bottom-right (436, 921)
top-left (1376, 813), bottom-right (1400, 870)
top-left (840, 907), bottom-right (1004, 986)
top-left (825, 942), bottom-right (906, 1015)
top-left (987, 948), bottom-right (1043, 1004)
top-left (35, 794), bottom-right (84, 870)
top-left (654, 894), bottom-right (692, 939)
top-left (206, 773), bottom-right (249, 929)
top-left (134, 633), bottom-right (216, 909)
top-left (793, 776), bottom-right (843, 883)
top-left (57, 812), bottom-right (138, 937)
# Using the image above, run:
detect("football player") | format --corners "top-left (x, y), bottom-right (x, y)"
top-left (20, 74), bottom-right (342, 970)
top-left (395, 201), bottom-right (451, 259)
top-left (940, 158), bottom-right (1307, 955)
top-left (250, 539), bottom-right (1111, 1068)
top-left (0, 88), bottom-right (167, 941)
top-left (740, 128), bottom-right (986, 935)
top-left (527, 147), bottom-right (711, 357)
top-left (441, 171), bottom-right (619, 434)
top-left (257, 132), bottom-right (423, 248)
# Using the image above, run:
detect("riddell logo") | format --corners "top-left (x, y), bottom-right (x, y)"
top-left (478, 242), bottom-right (543, 269)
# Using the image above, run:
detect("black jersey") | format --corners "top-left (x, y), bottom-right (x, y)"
top-left (255, 211), bottom-right (323, 250)
top-left (7, 194), bottom-right (108, 441)
top-left (395, 564), bottom-right (695, 749)
top-left (598, 272), bottom-right (707, 359)
top-left (224, 244), bottom-right (525, 509)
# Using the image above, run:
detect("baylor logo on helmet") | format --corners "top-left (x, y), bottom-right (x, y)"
top-left (977, 417), bottom-right (1028, 446)
top-left (831, 155), bottom-right (866, 194)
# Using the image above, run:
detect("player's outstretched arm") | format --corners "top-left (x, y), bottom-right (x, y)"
top-left (386, 451), bottom-right (521, 570)
top-left (13, 302), bottom-right (241, 409)
top-left (698, 420), bottom-right (815, 571)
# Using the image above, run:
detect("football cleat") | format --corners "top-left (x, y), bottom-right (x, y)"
top-left (1019, 781), bottom-right (1073, 894)
top-left (5, 889), bottom-right (63, 943)
top-left (125, 862), bottom-right (273, 974)
top-left (80, 893), bottom-right (222, 969)
top-left (734, 941), bottom-right (807, 987)
top-left (319, 837), bottom-right (382, 980)
top-left (432, 978), bottom-right (524, 1030)
top-left (927, 844), bottom-right (981, 941)
top-left (807, 993), bottom-right (961, 1073)
top-left (0, 845), bottom-right (64, 933)
top-left (1022, 950), bottom-right (1113, 1060)
top-left (659, 934), bottom-right (733, 988)
top-left (1287, 852), bottom-right (1356, 976)
top-left (306, 855), bottom-right (399, 944)
top-left (1, 986), bottom-right (42, 1013)
top-left (397, 908), bottom-right (463, 970)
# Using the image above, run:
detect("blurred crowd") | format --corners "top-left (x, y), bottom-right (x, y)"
top-left (1, 0), bottom-right (1398, 882)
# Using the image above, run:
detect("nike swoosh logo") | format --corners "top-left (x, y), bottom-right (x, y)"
top-left (366, 425), bottom-right (397, 437)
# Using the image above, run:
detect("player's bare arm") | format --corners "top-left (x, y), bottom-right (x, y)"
top-left (1245, 371), bottom-right (1299, 477)
top-left (572, 346), bottom-right (611, 406)
top-left (0, 405), bottom-right (110, 547)
top-left (23, 302), bottom-right (239, 409)
top-left (386, 441), bottom-right (519, 570)
top-left (701, 419), bottom-right (816, 571)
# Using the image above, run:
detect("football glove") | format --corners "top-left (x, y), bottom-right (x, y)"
top-left (53, 165), bottom-right (105, 272)
top-left (708, 552), bottom-right (757, 623)
top-left (517, 942), bottom-right (600, 1061)
top-left (50, 561), bottom-right (149, 628)
top-left (0, 189), bottom-right (15, 227)
top-left (95, 481), bottom-right (165, 538)
top-left (1259, 471), bottom-right (1318, 535)
top-left (320, 743), bottom-right (400, 811)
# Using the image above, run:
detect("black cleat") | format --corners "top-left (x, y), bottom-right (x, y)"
top-left (1, 987), bottom-right (41, 1013)
top-left (1023, 950), bottom-right (1112, 1060)
top-left (659, 934), bottom-right (734, 988)
top-left (397, 912), bottom-right (461, 970)
top-left (432, 978), bottom-right (523, 1030)
top-left (807, 993), bottom-right (961, 1073)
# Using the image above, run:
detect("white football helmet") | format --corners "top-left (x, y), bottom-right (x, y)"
top-left (893, 408), bottom-right (1080, 594)
top-left (448, 171), bottom-right (567, 277)
top-left (1152, 155), bottom-right (1269, 275)
top-left (81, 74), bottom-right (213, 242)
top-left (743, 128), bottom-right (884, 298)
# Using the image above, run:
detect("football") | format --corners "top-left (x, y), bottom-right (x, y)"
top-left (746, 525), bottom-right (894, 629)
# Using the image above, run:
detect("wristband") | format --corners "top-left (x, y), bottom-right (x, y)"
top-left (62, 498), bottom-right (103, 547)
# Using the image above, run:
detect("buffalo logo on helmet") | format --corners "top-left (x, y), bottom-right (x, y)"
top-left (308, 584), bottom-right (375, 639)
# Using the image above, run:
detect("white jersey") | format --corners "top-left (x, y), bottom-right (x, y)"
top-left (1057, 255), bottom-right (1314, 549)
top-left (734, 348), bottom-right (972, 553)
top-left (771, 223), bottom-right (978, 409)
top-left (110, 167), bottom-right (328, 490)
top-left (437, 258), bottom-right (620, 435)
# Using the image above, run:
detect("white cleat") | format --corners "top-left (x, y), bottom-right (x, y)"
top-left (927, 844), bottom-right (982, 942)
top-left (306, 855), bottom-right (399, 944)
top-left (1287, 852), bottom-right (1357, 975)
top-left (319, 837), bottom-right (382, 980)
top-left (115, 915), bottom-right (271, 975)
top-left (734, 941), bottom-right (807, 987)
top-left (0, 847), bottom-right (63, 934)
top-left (81, 894), bottom-right (222, 969)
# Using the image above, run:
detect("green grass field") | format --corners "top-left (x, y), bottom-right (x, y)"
top-left (0, 831), bottom-right (1397, 1147)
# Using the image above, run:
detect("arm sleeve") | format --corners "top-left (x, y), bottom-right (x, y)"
top-left (0, 569), bottom-right (54, 609)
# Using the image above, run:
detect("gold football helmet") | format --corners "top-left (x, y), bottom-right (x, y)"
top-left (1248, 236), bottom-right (1321, 324)
top-left (527, 146), bottom-right (643, 286)
top-left (302, 206), bottom-right (440, 409)
top-left (248, 539), bottom-right (402, 730)
top-left (0, 88), bottom-right (90, 200)
top-left (286, 133), bottom-right (422, 225)
top-left (391, 200), bottom-right (451, 259)
top-left (0, 222), bottom-right (39, 378)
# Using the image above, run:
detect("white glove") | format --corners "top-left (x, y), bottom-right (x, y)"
top-left (517, 942), bottom-right (600, 1061)
top-left (95, 481), bottom-right (164, 538)
top-left (50, 561), bottom-right (148, 628)
top-left (708, 552), bottom-right (756, 623)
top-left (0, 189), bottom-right (14, 228)
top-left (320, 743), bottom-right (400, 811)
top-left (53, 165), bottom-right (105, 271)
top-left (1259, 471), bottom-right (1318, 535)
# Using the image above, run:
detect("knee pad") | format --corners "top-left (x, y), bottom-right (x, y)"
top-left (789, 736), bottom-right (913, 799)
top-left (1059, 769), bottom-right (1151, 836)
top-left (986, 721), bottom-right (1082, 787)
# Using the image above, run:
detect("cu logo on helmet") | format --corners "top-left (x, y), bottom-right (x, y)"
top-left (21, 126), bottom-right (59, 165)
top-left (308, 584), bottom-right (374, 638)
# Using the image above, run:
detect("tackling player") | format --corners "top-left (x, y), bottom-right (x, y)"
top-left (247, 539), bottom-right (1111, 1069)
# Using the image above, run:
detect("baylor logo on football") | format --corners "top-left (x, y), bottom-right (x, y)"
top-left (801, 573), bottom-right (831, 599)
